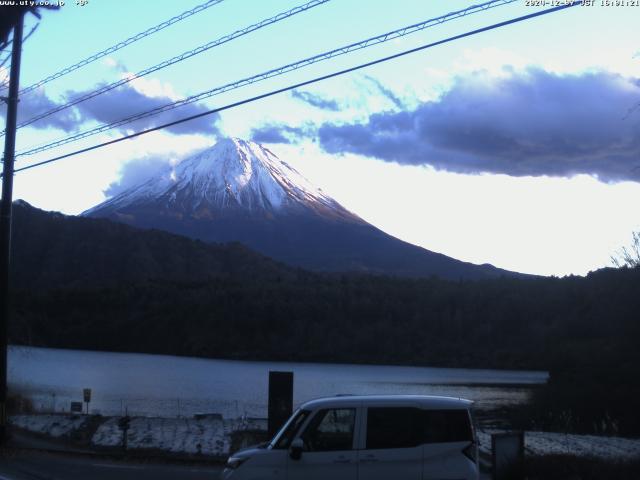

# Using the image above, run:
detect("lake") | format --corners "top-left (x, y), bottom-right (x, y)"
top-left (8, 346), bottom-right (547, 418)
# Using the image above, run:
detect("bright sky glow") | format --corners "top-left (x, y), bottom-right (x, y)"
top-left (1, 0), bottom-right (639, 277)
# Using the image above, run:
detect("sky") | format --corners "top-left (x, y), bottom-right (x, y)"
top-left (1, 0), bottom-right (639, 277)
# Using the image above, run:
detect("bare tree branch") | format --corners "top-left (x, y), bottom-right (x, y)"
top-left (611, 231), bottom-right (640, 268)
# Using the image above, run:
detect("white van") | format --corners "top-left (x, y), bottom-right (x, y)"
top-left (221, 395), bottom-right (479, 480)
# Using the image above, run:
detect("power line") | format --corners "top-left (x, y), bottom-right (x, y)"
top-left (4, 0), bottom-right (329, 135)
top-left (10, 3), bottom-right (579, 176)
top-left (17, 0), bottom-right (519, 158)
top-left (0, 0), bottom-right (227, 96)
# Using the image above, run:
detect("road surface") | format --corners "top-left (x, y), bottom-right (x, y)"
top-left (0, 450), bottom-right (223, 480)
top-left (0, 448), bottom-right (491, 479)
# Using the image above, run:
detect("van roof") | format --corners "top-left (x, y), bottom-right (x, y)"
top-left (299, 394), bottom-right (473, 411)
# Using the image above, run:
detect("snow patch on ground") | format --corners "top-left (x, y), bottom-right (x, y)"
top-left (10, 414), bottom-right (268, 457)
top-left (91, 415), bottom-right (268, 456)
top-left (10, 414), bottom-right (89, 438)
top-left (478, 429), bottom-right (640, 461)
top-left (12, 415), bottom-right (640, 460)
top-left (91, 415), bottom-right (226, 455)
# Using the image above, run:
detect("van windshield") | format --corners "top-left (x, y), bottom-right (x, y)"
top-left (271, 409), bottom-right (311, 449)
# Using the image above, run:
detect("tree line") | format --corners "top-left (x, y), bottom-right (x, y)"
top-left (9, 265), bottom-right (640, 435)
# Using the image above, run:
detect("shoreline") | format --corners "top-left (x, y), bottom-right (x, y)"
top-left (8, 344), bottom-right (550, 377)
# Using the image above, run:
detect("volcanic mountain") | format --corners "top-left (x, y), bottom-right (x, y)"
top-left (84, 138), bottom-right (515, 279)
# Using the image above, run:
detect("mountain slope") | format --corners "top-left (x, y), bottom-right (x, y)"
top-left (84, 137), bottom-right (518, 280)
top-left (11, 200), bottom-right (294, 290)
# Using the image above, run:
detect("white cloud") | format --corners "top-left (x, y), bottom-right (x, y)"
top-left (454, 47), bottom-right (530, 77)
top-left (15, 130), bottom-right (212, 214)
top-left (125, 74), bottom-right (181, 101)
top-left (274, 141), bottom-right (640, 277)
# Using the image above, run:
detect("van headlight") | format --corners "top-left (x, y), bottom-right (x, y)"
top-left (226, 456), bottom-right (248, 469)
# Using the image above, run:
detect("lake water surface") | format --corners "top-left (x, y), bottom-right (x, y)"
top-left (9, 346), bottom-right (548, 418)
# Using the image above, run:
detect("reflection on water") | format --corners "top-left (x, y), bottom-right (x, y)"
top-left (9, 346), bottom-right (547, 418)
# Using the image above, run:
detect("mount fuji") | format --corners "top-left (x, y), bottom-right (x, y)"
top-left (84, 138), bottom-right (515, 279)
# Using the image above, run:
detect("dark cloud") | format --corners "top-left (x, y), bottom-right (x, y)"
top-left (251, 124), bottom-right (308, 144)
top-left (251, 125), bottom-right (293, 144)
top-left (1, 82), bottom-right (220, 136)
top-left (104, 154), bottom-right (174, 197)
top-left (318, 69), bottom-right (640, 182)
top-left (364, 75), bottom-right (405, 109)
top-left (72, 83), bottom-right (220, 136)
top-left (0, 88), bottom-right (80, 131)
top-left (291, 89), bottom-right (340, 111)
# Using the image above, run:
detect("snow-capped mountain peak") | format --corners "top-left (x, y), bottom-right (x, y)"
top-left (83, 137), bottom-right (517, 280)
top-left (84, 137), bottom-right (359, 222)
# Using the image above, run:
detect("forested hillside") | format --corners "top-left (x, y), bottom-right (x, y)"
top-left (9, 202), bottom-right (640, 434)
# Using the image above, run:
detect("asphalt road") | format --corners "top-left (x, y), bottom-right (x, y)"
top-left (0, 450), bottom-right (224, 480)
top-left (0, 448), bottom-right (491, 480)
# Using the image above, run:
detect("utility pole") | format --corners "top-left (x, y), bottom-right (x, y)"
top-left (0, 11), bottom-right (24, 445)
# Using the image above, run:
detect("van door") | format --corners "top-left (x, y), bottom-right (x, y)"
top-left (286, 407), bottom-right (358, 480)
top-left (357, 407), bottom-right (422, 480)
top-left (421, 409), bottom-right (478, 480)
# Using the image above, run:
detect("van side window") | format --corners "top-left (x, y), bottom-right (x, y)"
top-left (366, 407), bottom-right (421, 449)
top-left (301, 408), bottom-right (356, 452)
top-left (421, 409), bottom-right (473, 443)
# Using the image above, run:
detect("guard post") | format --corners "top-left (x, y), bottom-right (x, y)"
top-left (267, 371), bottom-right (293, 438)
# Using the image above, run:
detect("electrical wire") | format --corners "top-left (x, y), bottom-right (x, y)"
top-left (16, 0), bottom-right (519, 157)
top-left (9, 3), bottom-right (579, 176)
top-left (6, 0), bottom-right (330, 135)
top-left (0, 0), bottom-right (227, 95)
